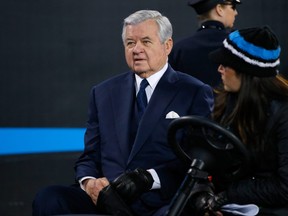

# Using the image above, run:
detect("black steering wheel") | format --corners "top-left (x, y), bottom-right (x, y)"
top-left (167, 115), bottom-right (249, 181)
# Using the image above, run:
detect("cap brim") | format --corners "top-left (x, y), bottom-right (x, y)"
top-left (209, 47), bottom-right (230, 65)
top-left (234, 0), bottom-right (242, 5)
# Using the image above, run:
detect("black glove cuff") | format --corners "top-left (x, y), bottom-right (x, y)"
top-left (110, 168), bottom-right (154, 203)
top-left (134, 168), bottom-right (154, 191)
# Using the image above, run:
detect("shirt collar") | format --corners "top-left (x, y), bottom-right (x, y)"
top-left (135, 63), bottom-right (168, 91)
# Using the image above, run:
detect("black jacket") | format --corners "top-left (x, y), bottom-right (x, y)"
top-left (169, 20), bottom-right (231, 88)
top-left (225, 101), bottom-right (288, 208)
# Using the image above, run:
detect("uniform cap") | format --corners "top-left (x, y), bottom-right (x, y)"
top-left (188, 0), bottom-right (241, 14)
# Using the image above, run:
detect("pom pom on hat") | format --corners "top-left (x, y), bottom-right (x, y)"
top-left (209, 26), bottom-right (281, 77)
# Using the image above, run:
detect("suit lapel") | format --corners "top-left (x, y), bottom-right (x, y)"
top-left (111, 73), bottom-right (135, 161)
top-left (128, 66), bottom-right (180, 163)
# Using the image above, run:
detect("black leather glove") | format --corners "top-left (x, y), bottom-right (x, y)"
top-left (97, 184), bottom-right (134, 216)
top-left (207, 191), bottom-right (229, 211)
top-left (189, 191), bottom-right (229, 215)
top-left (111, 168), bottom-right (154, 203)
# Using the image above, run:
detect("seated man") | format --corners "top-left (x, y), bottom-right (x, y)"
top-left (32, 9), bottom-right (214, 216)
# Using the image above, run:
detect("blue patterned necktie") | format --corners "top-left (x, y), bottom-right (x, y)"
top-left (137, 79), bottom-right (149, 119)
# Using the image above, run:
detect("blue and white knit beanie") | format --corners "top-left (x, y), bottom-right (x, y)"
top-left (209, 26), bottom-right (281, 77)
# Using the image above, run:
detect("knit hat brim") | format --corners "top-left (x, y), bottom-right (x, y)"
top-left (209, 47), bottom-right (279, 77)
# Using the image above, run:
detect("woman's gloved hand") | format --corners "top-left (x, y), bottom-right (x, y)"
top-left (190, 191), bottom-right (228, 215)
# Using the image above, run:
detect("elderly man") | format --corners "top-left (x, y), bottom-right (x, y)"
top-left (32, 10), bottom-right (214, 216)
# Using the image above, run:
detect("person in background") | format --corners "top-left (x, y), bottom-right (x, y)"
top-left (32, 9), bottom-right (214, 216)
top-left (191, 26), bottom-right (288, 216)
top-left (169, 0), bottom-right (241, 88)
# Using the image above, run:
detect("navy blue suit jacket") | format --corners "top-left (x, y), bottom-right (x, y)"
top-left (75, 65), bottom-right (214, 214)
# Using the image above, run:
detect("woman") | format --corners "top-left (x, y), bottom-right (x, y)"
top-left (169, 0), bottom-right (241, 87)
top-left (204, 26), bottom-right (288, 215)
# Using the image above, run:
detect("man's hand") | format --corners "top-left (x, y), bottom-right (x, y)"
top-left (83, 178), bottom-right (109, 205)
top-left (111, 168), bottom-right (154, 203)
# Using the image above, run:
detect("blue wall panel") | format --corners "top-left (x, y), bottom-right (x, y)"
top-left (0, 128), bottom-right (85, 155)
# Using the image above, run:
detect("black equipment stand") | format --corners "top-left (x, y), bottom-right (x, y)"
top-left (166, 159), bottom-right (209, 216)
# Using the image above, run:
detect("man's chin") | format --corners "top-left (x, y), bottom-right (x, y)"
top-left (134, 70), bottom-right (147, 76)
top-left (133, 68), bottom-right (147, 75)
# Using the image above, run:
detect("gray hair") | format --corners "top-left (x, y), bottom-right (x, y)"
top-left (122, 10), bottom-right (173, 44)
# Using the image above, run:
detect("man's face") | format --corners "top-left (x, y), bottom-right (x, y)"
top-left (123, 19), bottom-right (173, 78)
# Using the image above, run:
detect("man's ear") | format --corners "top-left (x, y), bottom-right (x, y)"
top-left (165, 38), bottom-right (173, 55)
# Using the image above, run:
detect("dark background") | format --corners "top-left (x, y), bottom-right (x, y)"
top-left (0, 0), bottom-right (287, 215)
top-left (1, 0), bottom-right (287, 127)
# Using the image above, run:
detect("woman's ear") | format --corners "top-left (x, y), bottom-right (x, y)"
top-left (215, 4), bottom-right (225, 17)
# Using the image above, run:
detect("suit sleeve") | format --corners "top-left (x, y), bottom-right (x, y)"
top-left (74, 87), bottom-right (103, 180)
top-left (190, 83), bottom-right (214, 118)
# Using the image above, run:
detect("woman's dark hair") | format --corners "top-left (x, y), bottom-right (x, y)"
top-left (213, 73), bottom-right (288, 150)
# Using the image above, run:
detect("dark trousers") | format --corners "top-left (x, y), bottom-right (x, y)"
top-left (32, 184), bottom-right (103, 216)
top-left (32, 184), bottom-right (168, 216)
